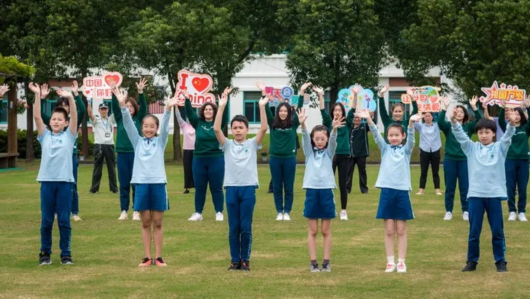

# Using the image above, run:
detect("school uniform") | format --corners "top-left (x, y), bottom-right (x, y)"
top-left (371, 124), bottom-right (415, 220)
top-left (378, 96), bottom-right (418, 139)
top-left (90, 113), bottom-right (118, 193)
top-left (121, 107), bottom-right (170, 211)
top-left (265, 96), bottom-right (304, 214)
top-left (301, 128), bottom-right (337, 219)
top-left (221, 137), bottom-right (261, 263)
top-left (347, 109), bottom-right (370, 195)
top-left (438, 109), bottom-right (482, 213)
top-left (498, 108), bottom-right (530, 214)
top-left (414, 122), bottom-right (442, 189)
top-left (175, 110), bottom-right (195, 189)
top-left (185, 98), bottom-right (227, 214)
top-left (41, 94), bottom-right (85, 215)
top-left (112, 94), bottom-right (148, 212)
top-left (37, 129), bottom-right (77, 257)
top-left (452, 122), bottom-right (515, 263)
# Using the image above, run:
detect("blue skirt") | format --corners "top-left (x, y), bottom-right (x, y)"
top-left (304, 189), bottom-right (336, 219)
top-left (134, 183), bottom-right (169, 211)
top-left (376, 188), bottom-right (414, 220)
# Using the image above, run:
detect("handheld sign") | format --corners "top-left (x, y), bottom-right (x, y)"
top-left (265, 86), bottom-right (295, 107)
top-left (336, 85), bottom-right (376, 112)
top-left (480, 81), bottom-right (526, 108)
top-left (176, 70), bottom-right (215, 107)
top-left (83, 72), bottom-right (123, 100)
top-left (405, 86), bottom-right (442, 112)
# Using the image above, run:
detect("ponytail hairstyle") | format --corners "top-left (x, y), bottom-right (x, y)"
top-left (310, 125), bottom-right (330, 149)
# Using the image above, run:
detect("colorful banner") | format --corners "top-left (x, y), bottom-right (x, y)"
top-left (176, 70), bottom-right (215, 107)
top-left (265, 86), bottom-right (295, 107)
top-left (82, 72), bottom-right (123, 100)
top-left (402, 86), bottom-right (442, 112)
top-left (337, 85), bottom-right (376, 112)
top-left (480, 81), bottom-right (526, 108)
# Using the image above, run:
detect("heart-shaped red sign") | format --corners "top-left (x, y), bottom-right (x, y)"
top-left (191, 77), bottom-right (211, 93)
top-left (104, 74), bottom-right (120, 86)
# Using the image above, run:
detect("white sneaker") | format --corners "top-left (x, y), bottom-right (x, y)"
top-left (385, 263), bottom-right (396, 273)
top-left (54, 213), bottom-right (57, 220)
top-left (463, 212), bottom-right (469, 221)
top-left (118, 210), bottom-right (128, 220)
top-left (340, 210), bottom-right (348, 220)
top-left (72, 214), bottom-right (82, 221)
top-left (132, 211), bottom-right (141, 221)
top-left (397, 262), bottom-right (407, 273)
top-left (508, 212), bottom-right (517, 221)
top-left (276, 213), bottom-right (283, 221)
top-left (188, 212), bottom-right (203, 221)
top-left (216, 212), bottom-right (224, 221)
top-left (444, 212), bottom-right (453, 221)
top-left (517, 213), bottom-right (527, 222)
top-left (283, 213), bottom-right (291, 221)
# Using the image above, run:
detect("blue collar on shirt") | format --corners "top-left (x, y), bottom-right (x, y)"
top-left (144, 137), bottom-right (154, 144)
top-left (390, 144), bottom-right (403, 150)
top-left (313, 146), bottom-right (327, 154)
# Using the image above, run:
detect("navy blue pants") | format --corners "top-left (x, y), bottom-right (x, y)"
top-left (443, 158), bottom-right (469, 212)
top-left (505, 159), bottom-right (529, 213)
top-left (41, 182), bottom-right (73, 256)
top-left (71, 155), bottom-right (79, 215)
top-left (226, 186), bottom-right (256, 262)
top-left (117, 152), bottom-right (136, 212)
top-left (193, 156), bottom-right (225, 213)
top-left (269, 157), bottom-right (296, 214)
top-left (467, 197), bottom-right (506, 263)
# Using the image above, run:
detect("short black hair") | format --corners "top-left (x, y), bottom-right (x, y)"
top-left (387, 123), bottom-right (404, 135)
top-left (329, 102), bottom-right (346, 119)
top-left (56, 97), bottom-right (69, 108)
top-left (231, 114), bottom-right (249, 128)
top-left (199, 102), bottom-right (218, 122)
top-left (142, 114), bottom-right (160, 136)
top-left (475, 118), bottom-right (496, 133)
top-left (51, 107), bottom-right (68, 121)
top-left (310, 125), bottom-right (330, 149)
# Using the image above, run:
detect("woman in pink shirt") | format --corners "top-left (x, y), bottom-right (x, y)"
top-left (175, 107), bottom-right (196, 193)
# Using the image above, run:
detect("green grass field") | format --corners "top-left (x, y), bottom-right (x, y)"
top-left (1, 162), bottom-right (530, 298)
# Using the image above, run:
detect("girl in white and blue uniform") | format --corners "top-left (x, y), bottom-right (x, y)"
top-left (356, 109), bottom-right (421, 274)
top-left (115, 88), bottom-right (176, 267)
top-left (298, 108), bottom-right (342, 273)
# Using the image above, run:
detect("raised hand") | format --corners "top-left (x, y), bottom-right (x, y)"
top-left (180, 89), bottom-right (190, 99)
top-left (506, 108), bottom-right (517, 125)
top-left (409, 112), bottom-right (424, 122)
top-left (41, 83), bottom-right (51, 98)
top-left (441, 96), bottom-right (451, 110)
top-left (71, 80), bottom-right (79, 94)
top-left (352, 85), bottom-right (362, 94)
top-left (332, 116), bottom-right (345, 130)
top-left (0, 84), bottom-right (9, 97)
top-left (223, 87), bottom-right (233, 96)
top-left (524, 95), bottom-right (530, 108)
top-left (166, 95), bottom-right (179, 111)
top-left (28, 82), bottom-right (40, 95)
top-left (299, 82), bottom-right (312, 94)
top-left (406, 87), bottom-right (414, 96)
top-left (136, 78), bottom-right (148, 93)
top-left (255, 81), bottom-right (266, 92)
top-left (56, 89), bottom-right (73, 99)
top-left (450, 107), bottom-right (459, 123)
top-left (469, 95), bottom-right (478, 109)
top-left (218, 91), bottom-right (228, 107)
top-left (259, 94), bottom-right (270, 107)
top-left (312, 85), bottom-right (324, 96)
top-left (296, 107), bottom-right (308, 124)
top-left (378, 84), bottom-right (390, 97)
top-left (354, 109), bottom-right (371, 119)
top-left (113, 88), bottom-right (128, 105)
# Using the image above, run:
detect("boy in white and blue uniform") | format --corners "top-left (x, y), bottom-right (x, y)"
top-left (116, 89), bottom-right (175, 267)
top-left (214, 89), bottom-right (269, 271)
top-left (452, 109), bottom-right (516, 272)
top-left (31, 83), bottom-right (78, 266)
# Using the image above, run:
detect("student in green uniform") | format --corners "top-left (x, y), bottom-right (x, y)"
top-left (111, 78), bottom-right (148, 221)
top-left (378, 85), bottom-right (418, 137)
top-left (40, 81), bottom-right (85, 222)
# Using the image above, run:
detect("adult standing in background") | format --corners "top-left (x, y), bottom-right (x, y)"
top-left (414, 111), bottom-right (442, 196)
top-left (174, 105), bottom-right (195, 194)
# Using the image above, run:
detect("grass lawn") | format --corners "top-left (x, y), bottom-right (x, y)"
top-left (1, 162), bottom-right (529, 298)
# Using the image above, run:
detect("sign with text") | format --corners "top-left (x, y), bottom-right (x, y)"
top-left (82, 72), bottom-right (123, 100)
top-left (402, 86), bottom-right (442, 112)
top-left (265, 86), bottom-right (295, 107)
top-left (337, 85), bottom-right (376, 112)
top-left (176, 70), bottom-right (215, 107)
top-left (480, 81), bottom-right (526, 108)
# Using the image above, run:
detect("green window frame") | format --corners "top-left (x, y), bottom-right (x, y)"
top-left (243, 91), bottom-right (263, 124)
top-left (0, 97), bottom-right (7, 124)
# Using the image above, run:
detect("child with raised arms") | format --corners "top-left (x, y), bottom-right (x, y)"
top-left (453, 108), bottom-right (516, 272)
top-left (298, 107), bottom-right (343, 272)
top-left (356, 109), bottom-right (422, 273)
top-left (214, 89), bottom-right (269, 271)
top-left (30, 83), bottom-right (78, 266)
top-left (114, 88), bottom-right (176, 267)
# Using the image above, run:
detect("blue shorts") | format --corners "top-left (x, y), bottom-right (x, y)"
top-left (376, 188), bottom-right (414, 220)
top-left (133, 184), bottom-right (169, 211)
top-left (304, 189), bottom-right (336, 219)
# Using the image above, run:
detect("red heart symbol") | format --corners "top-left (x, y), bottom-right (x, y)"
top-left (191, 77), bottom-right (211, 93)
top-left (86, 89), bottom-right (92, 94)
top-left (104, 74), bottom-right (120, 86)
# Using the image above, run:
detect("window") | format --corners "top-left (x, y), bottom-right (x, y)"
top-left (0, 98), bottom-right (7, 124)
top-left (243, 92), bottom-right (263, 123)
top-left (43, 99), bottom-right (57, 116)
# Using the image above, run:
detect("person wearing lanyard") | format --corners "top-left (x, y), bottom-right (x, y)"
top-left (414, 112), bottom-right (442, 195)
top-left (87, 101), bottom-right (118, 194)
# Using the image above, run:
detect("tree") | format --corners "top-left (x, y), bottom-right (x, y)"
top-left (276, 0), bottom-right (387, 103)
top-left (396, 0), bottom-right (530, 100)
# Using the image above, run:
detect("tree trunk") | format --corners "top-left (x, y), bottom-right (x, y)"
top-left (329, 84), bottom-right (339, 105)
top-left (25, 80), bottom-right (34, 162)
top-left (170, 72), bottom-right (182, 162)
top-left (7, 84), bottom-right (18, 168)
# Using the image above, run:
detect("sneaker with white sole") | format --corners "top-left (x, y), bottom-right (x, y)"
top-left (283, 213), bottom-right (291, 221)
top-left (72, 214), bottom-right (82, 221)
top-left (276, 213), bottom-right (283, 221)
top-left (508, 212), bottom-right (517, 221)
top-left (518, 213), bottom-right (528, 222)
top-left (397, 262), bottom-right (407, 273)
top-left (216, 212), bottom-right (224, 221)
top-left (444, 212), bottom-right (453, 221)
top-left (118, 210), bottom-right (128, 220)
top-left (463, 212), bottom-right (469, 221)
top-left (132, 211), bottom-right (141, 221)
top-left (340, 210), bottom-right (348, 220)
top-left (385, 263), bottom-right (396, 272)
top-left (188, 212), bottom-right (203, 221)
